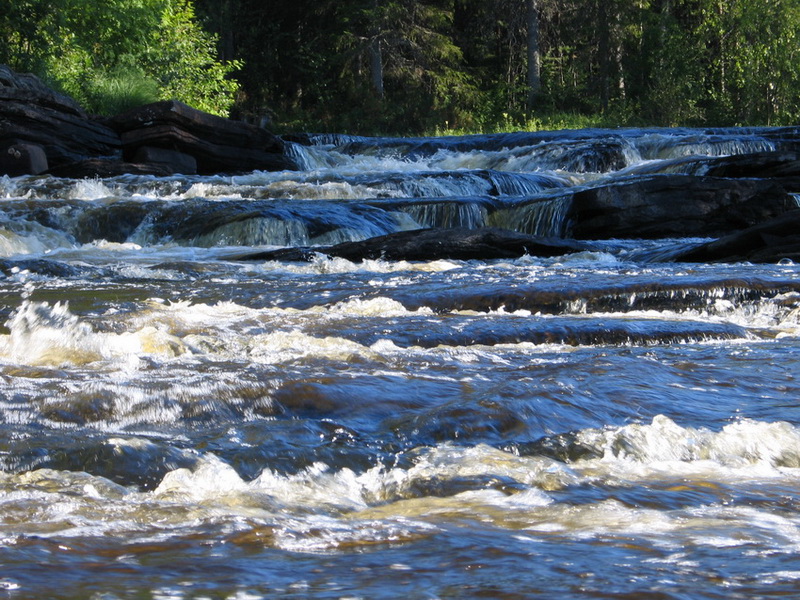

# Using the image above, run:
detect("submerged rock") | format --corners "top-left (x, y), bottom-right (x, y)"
top-left (0, 258), bottom-right (98, 278)
top-left (688, 150), bottom-right (800, 179)
top-left (46, 158), bottom-right (175, 178)
top-left (233, 227), bottom-right (596, 262)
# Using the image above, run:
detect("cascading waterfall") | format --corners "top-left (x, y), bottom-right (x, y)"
top-left (488, 195), bottom-right (573, 237)
top-left (394, 200), bottom-right (490, 230)
top-left (631, 133), bottom-right (777, 160)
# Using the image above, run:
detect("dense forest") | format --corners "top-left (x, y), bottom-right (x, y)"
top-left (2, 0), bottom-right (799, 134)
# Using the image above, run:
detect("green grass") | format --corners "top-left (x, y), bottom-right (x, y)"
top-left (86, 69), bottom-right (160, 116)
top-left (427, 109), bottom-right (652, 137)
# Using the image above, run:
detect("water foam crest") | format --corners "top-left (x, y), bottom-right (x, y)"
top-left (272, 179), bottom-right (399, 200)
top-left (259, 253), bottom-right (459, 275)
top-left (155, 454), bottom-right (249, 502)
top-left (376, 444), bottom-right (573, 500)
top-left (0, 220), bottom-right (75, 256)
top-left (149, 441), bottom-right (572, 528)
top-left (67, 179), bottom-right (116, 201)
top-left (0, 175), bottom-right (18, 198)
top-left (1, 301), bottom-right (106, 365)
top-left (328, 297), bottom-right (430, 317)
top-left (0, 301), bottom-right (188, 366)
top-left (577, 415), bottom-right (800, 470)
top-left (247, 330), bottom-right (379, 364)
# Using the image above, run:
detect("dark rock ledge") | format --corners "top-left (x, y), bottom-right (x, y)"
top-left (230, 227), bottom-right (597, 262)
top-left (229, 217), bottom-right (800, 265)
top-left (0, 64), bottom-right (296, 178)
top-left (673, 209), bottom-right (800, 264)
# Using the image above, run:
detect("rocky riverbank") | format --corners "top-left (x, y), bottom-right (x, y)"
top-left (0, 65), bottom-right (296, 177)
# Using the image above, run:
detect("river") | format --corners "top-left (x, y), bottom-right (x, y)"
top-left (0, 128), bottom-right (799, 599)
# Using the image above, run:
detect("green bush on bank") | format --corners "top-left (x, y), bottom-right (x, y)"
top-left (0, 0), bottom-right (240, 117)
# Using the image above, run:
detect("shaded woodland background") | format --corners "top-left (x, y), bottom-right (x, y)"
top-left (2, 0), bottom-right (799, 134)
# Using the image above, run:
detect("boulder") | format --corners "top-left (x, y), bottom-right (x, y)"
top-left (0, 142), bottom-right (48, 176)
top-left (0, 64), bottom-right (85, 116)
top-left (232, 227), bottom-right (597, 262)
top-left (672, 209), bottom-right (800, 263)
top-left (0, 64), bottom-right (296, 177)
top-left (109, 100), bottom-right (297, 174)
top-left (565, 174), bottom-right (797, 239)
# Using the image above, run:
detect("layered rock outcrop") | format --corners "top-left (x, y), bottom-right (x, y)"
top-left (0, 65), bottom-right (296, 177)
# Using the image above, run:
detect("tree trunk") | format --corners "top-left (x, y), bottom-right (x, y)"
top-left (526, 0), bottom-right (541, 111)
top-left (597, 0), bottom-right (610, 111)
top-left (370, 37), bottom-right (384, 99)
top-left (613, 8), bottom-right (625, 99)
top-left (369, 0), bottom-right (385, 99)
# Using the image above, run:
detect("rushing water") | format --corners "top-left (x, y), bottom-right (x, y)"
top-left (1, 128), bottom-right (800, 599)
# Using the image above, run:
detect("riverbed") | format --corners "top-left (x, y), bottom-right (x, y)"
top-left (0, 128), bottom-right (799, 599)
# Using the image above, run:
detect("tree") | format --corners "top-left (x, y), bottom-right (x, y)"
top-left (526, 0), bottom-right (541, 110)
top-left (189, 0), bottom-right (800, 131)
top-left (699, 0), bottom-right (800, 124)
top-left (1, 0), bottom-right (240, 116)
top-left (143, 0), bottom-right (241, 115)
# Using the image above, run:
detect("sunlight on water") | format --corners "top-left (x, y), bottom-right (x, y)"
top-left (1, 127), bottom-right (800, 598)
top-left (67, 178), bottom-right (116, 200)
top-left (0, 301), bottom-right (187, 366)
top-left (633, 134), bottom-right (776, 160)
top-left (3, 415), bottom-right (791, 553)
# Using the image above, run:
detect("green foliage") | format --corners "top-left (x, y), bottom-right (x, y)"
top-left (83, 61), bottom-right (161, 116)
top-left (143, 0), bottom-right (242, 116)
top-left (6, 0), bottom-right (800, 131)
top-left (0, 0), bottom-right (240, 116)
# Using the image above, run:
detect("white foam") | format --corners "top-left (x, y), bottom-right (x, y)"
top-left (67, 179), bottom-right (115, 200)
top-left (247, 330), bottom-right (378, 364)
top-left (0, 301), bottom-right (189, 367)
top-left (257, 254), bottom-right (461, 275)
top-left (328, 297), bottom-right (432, 317)
top-left (0, 222), bottom-right (75, 257)
top-left (574, 415), bottom-right (800, 479)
